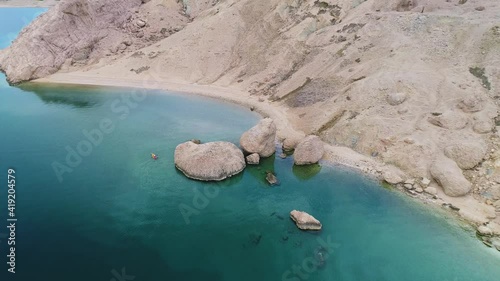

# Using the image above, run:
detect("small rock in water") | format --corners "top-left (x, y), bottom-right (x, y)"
top-left (246, 153), bottom-right (260, 165)
top-left (290, 210), bottom-right (322, 230)
top-left (282, 236), bottom-right (289, 241)
top-left (266, 171), bottom-right (279, 185)
top-left (190, 139), bottom-right (201, 144)
top-left (279, 153), bottom-right (287, 159)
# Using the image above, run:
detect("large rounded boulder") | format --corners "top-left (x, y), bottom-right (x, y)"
top-left (430, 156), bottom-right (472, 197)
top-left (294, 135), bottom-right (325, 165)
top-left (444, 141), bottom-right (487, 170)
top-left (240, 118), bottom-right (277, 157)
top-left (174, 141), bottom-right (245, 181)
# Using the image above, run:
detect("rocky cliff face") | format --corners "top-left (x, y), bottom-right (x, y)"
top-left (2, 0), bottom-right (500, 206)
top-left (0, 0), bottom-right (191, 83)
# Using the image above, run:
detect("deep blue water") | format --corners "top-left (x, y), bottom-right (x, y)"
top-left (0, 8), bottom-right (499, 281)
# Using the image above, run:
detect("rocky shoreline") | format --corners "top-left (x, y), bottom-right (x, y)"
top-left (32, 72), bottom-right (500, 250)
top-left (1, 0), bottom-right (499, 249)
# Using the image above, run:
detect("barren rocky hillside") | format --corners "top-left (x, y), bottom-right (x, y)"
top-left (1, 0), bottom-right (500, 232)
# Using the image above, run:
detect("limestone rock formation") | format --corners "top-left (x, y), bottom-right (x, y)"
top-left (240, 118), bottom-right (277, 157)
top-left (246, 153), bottom-right (260, 165)
top-left (294, 135), bottom-right (324, 165)
top-left (444, 141), bottom-right (487, 170)
top-left (174, 141), bottom-right (245, 181)
top-left (0, 0), bottom-right (190, 83)
top-left (430, 156), bottom-right (472, 197)
top-left (290, 210), bottom-right (322, 231)
top-left (283, 137), bottom-right (300, 151)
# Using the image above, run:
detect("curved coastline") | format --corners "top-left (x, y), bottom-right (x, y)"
top-left (33, 72), bottom-right (500, 242)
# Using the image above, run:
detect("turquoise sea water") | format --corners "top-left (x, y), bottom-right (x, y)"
top-left (1, 8), bottom-right (500, 281)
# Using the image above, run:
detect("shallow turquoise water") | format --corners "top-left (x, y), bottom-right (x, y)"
top-left (0, 8), bottom-right (46, 49)
top-left (1, 8), bottom-right (500, 281)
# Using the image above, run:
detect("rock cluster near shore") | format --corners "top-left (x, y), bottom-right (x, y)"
top-left (5, 0), bottom-right (500, 242)
top-left (174, 118), bottom-right (279, 181)
top-left (174, 141), bottom-right (245, 181)
top-left (290, 210), bottom-right (322, 230)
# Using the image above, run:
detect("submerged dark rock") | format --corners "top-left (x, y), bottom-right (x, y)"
top-left (266, 171), bottom-right (279, 185)
top-left (249, 232), bottom-right (262, 245)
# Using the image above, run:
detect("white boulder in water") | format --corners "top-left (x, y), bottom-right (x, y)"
top-left (174, 141), bottom-right (245, 181)
top-left (290, 210), bottom-right (322, 230)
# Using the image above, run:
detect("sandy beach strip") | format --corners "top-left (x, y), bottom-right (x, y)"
top-left (36, 72), bottom-right (389, 173)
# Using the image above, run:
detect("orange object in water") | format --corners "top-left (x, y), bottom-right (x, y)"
top-left (151, 153), bottom-right (158, 160)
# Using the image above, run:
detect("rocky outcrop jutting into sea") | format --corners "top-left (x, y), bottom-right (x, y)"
top-left (240, 118), bottom-right (277, 158)
top-left (0, 0), bottom-right (191, 84)
top-left (290, 210), bottom-right (322, 231)
top-left (174, 141), bottom-right (245, 181)
top-left (294, 135), bottom-right (325, 165)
